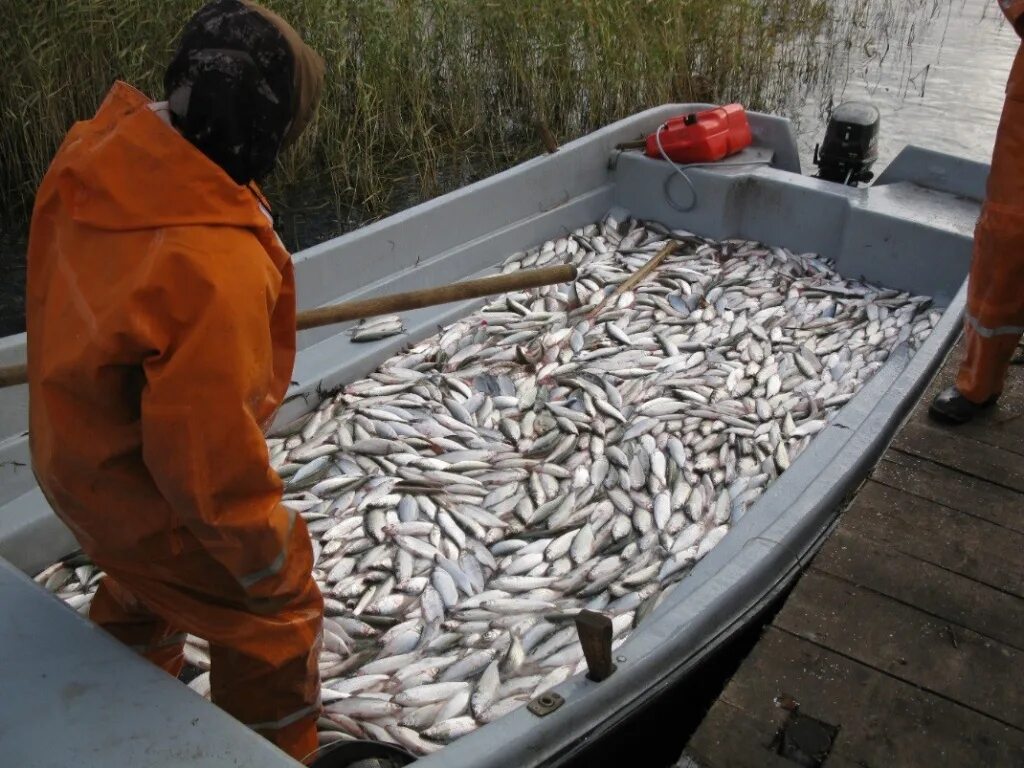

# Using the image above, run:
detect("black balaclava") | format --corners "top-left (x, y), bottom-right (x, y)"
top-left (164, 0), bottom-right (301, 185)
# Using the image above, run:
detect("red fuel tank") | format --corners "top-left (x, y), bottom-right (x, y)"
top-left (645, 104), bottom-right (752, 164)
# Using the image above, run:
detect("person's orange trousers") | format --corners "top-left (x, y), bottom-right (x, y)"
top-left (956, 41), bottom-right (1024, 403)
top-left (88, 516), bottom-right (324, 762)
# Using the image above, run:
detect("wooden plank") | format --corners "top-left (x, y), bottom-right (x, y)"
top-left (707, 627), bottom-right (1024, 768)
top-left (773, 570), bottom-right (1024, 731)
top-left (811, 526), bottom-right (1024, 650)
top-left (684, 700), bottom-right (792, 768)
top-left (910, 345), bottom-right (1024, 456)
top-left (840, 481), bottom-right (1024, 598)
top-left (949, 399), bottom-right (1024, 456)
top-left (891, 420), bottom-right (1024, 493)
top-left (873, 450), bottom-right (1024, 533)
top-left (685, 340), bottom-right (1024, 768)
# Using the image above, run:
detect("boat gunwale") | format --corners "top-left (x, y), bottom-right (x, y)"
top-left (0, 102), bottom-right (983, 767)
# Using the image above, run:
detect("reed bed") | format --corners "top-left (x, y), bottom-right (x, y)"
top-left (2, 0), bottom-right (835, 242)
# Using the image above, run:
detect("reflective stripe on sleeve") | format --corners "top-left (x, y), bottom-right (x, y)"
top-left (237, 506), bottom-right (298, 589)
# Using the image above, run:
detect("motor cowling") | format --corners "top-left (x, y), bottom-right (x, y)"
top-left (813, 102), bottom-right (880, 186)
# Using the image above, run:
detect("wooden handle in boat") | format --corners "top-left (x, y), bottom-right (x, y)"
top-left (0, 264), bottom-right (578, 389)
top-left (0, 365), bottom-right (26, 389)
top-left (297, 264), bottom-right (577, 330)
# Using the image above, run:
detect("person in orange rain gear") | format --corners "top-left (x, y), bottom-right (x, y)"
top-left (931, 1), bottom-right (1024, 423)
top-left (26, 1), bottom-right (327, 761)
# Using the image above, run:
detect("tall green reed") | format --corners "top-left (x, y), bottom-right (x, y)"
top-left (1, 0), bottom-right (831, 242)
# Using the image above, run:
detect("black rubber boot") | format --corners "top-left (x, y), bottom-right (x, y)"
top-left (928, 386), bottom-right (998, 425)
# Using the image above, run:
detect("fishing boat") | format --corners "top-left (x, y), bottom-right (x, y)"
top-left (0, 104), bottom-right (987, 767)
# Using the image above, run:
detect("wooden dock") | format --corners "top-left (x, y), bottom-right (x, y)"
top-left (678, 342), bottom-right (1024, 768)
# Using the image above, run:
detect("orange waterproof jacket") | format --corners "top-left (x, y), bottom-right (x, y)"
top-left (27, 82), bottom-right (298, 587)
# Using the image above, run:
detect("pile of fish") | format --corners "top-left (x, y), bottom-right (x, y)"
top-left (37, 213), bottom-right (939, 756)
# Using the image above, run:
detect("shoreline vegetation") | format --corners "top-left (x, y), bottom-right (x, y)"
top-left (2, 0), bottom-right (918, 335)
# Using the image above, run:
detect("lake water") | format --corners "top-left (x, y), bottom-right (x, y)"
top-left (793, 0), bottom-right (1019, 174)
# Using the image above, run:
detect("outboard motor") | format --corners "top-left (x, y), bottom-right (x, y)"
top-left (813, 102), bottom-right (880, 186)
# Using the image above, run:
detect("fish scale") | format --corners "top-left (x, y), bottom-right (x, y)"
top-left (39, 212), bottom-right (938, 754)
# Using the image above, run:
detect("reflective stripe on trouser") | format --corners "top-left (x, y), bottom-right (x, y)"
top-left (956, 210), bottom-right (1024, 403)
top-left (955, 68), bottom-right (1024, 404)
top-left (956, 320), bottom-right (1022, 403)
top-left (90, 577), bottom-right (187, 675)
top-left (89, 513), bottom-right (323, 763)
top-left (246, 704), bottom-right (320, 764)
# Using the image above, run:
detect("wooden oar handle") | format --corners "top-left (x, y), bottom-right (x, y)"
top-left (0, 364), bottom-right (27, 389)
top-left (0, 264), bottom-right (579, 388)
top-left (296, 264), bottom-right (577, 331)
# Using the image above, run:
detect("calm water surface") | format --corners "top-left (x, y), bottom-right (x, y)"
top-left (795, 0), bottom-right (1019, 173)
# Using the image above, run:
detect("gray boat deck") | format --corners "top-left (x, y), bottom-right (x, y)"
top-left (679, 338), bottom-right (1024, 768)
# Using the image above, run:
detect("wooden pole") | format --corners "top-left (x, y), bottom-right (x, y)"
top-left (575, 609), bottom-right (617, 682)
top-left (585, 241), bottom-right (678, 321)
top-left (0, 364), bottom-right (27, 389)
top-left (297, 264), bottom-right (576, 330)
top-left (0, 264), bottom-right (578, 389)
